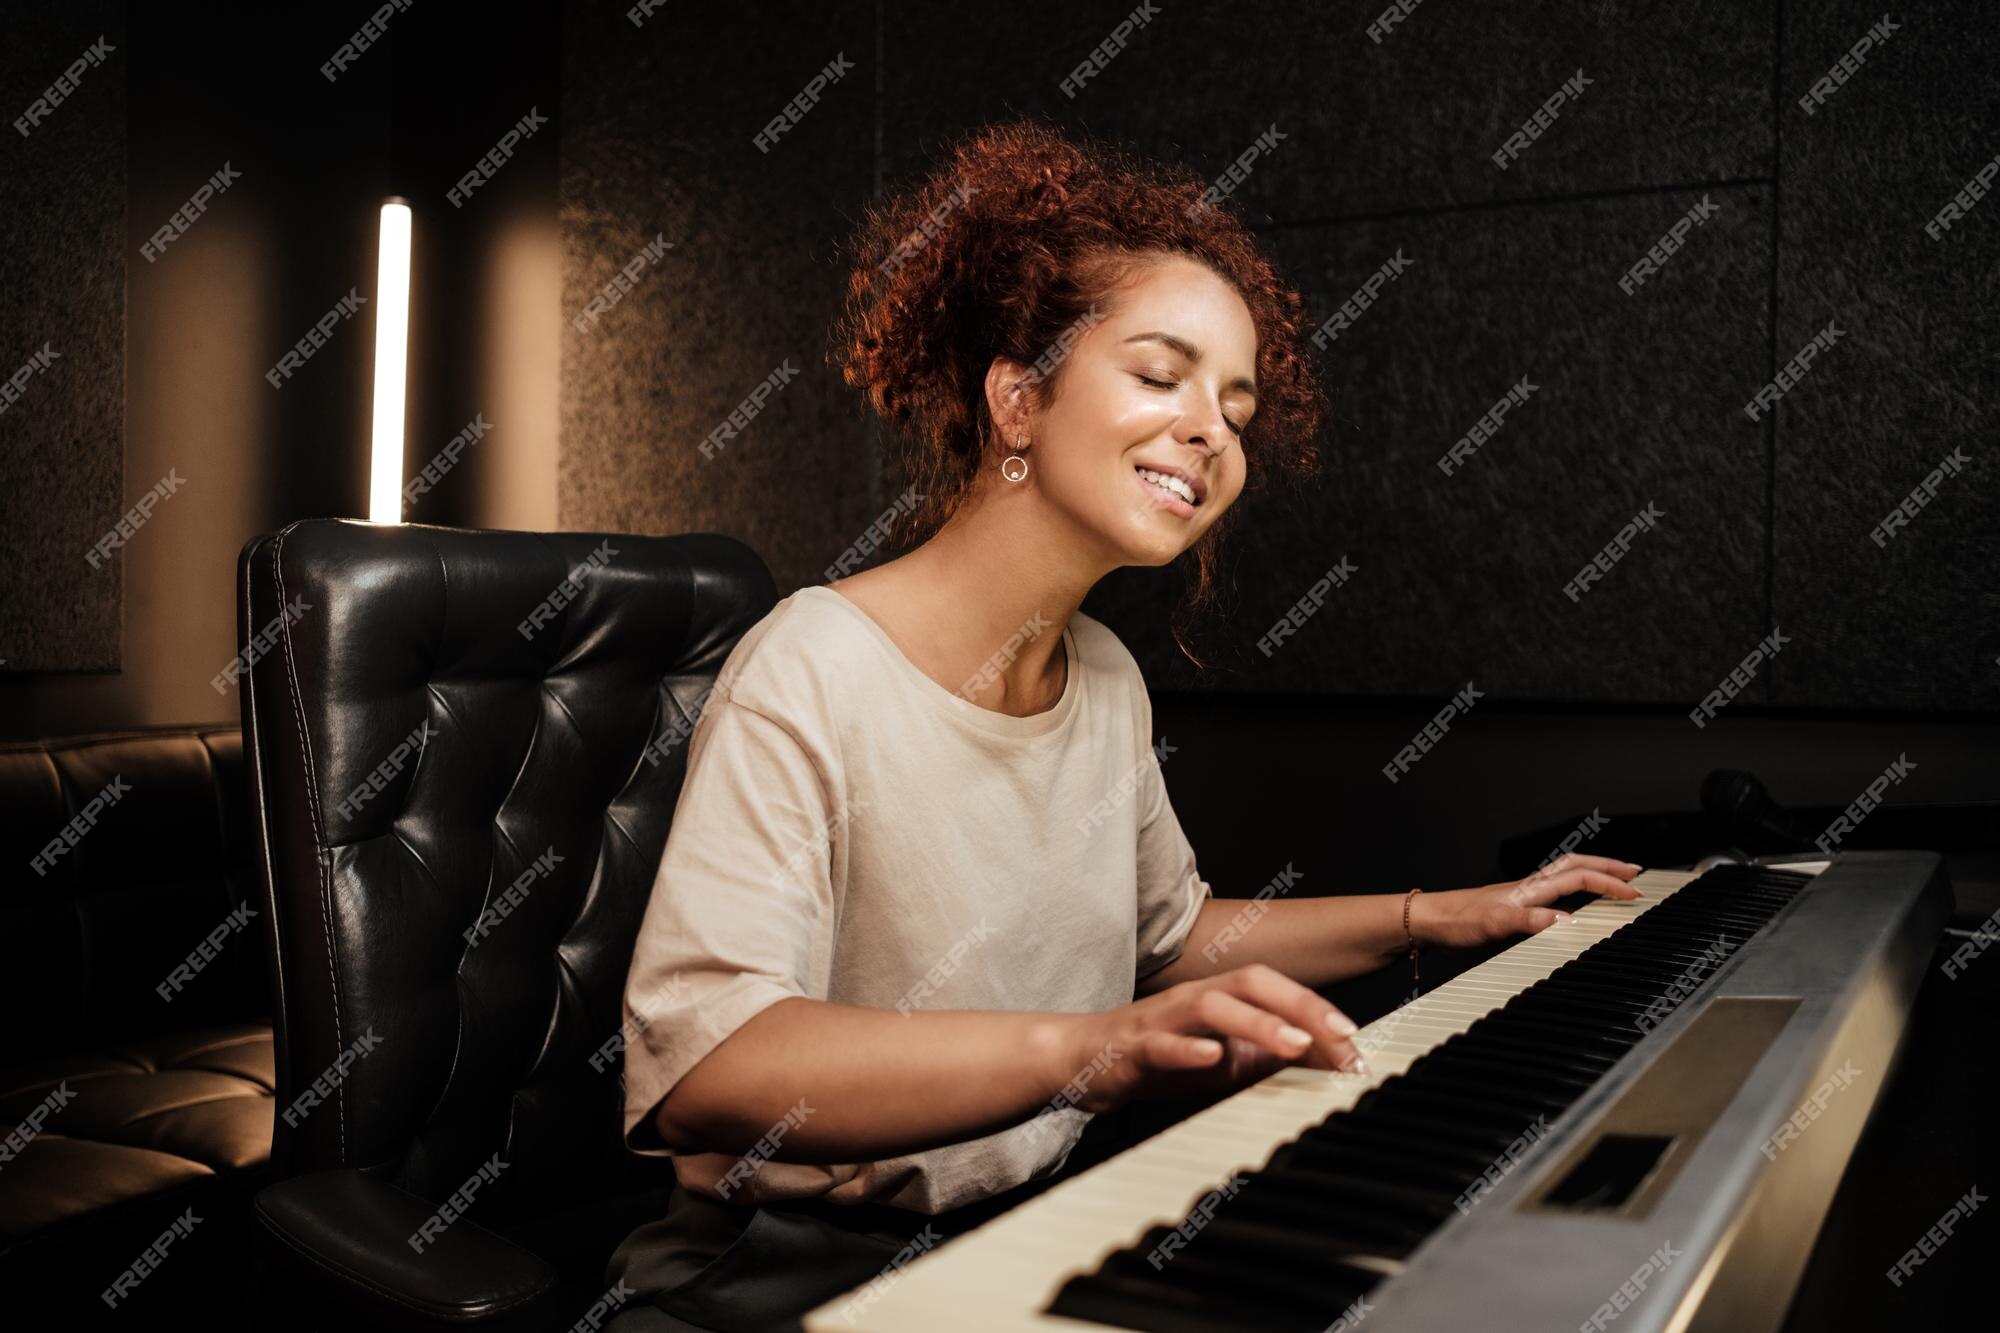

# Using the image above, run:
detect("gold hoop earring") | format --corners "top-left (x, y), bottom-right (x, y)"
top-left (1001, 433), bottom-right (1029, 483)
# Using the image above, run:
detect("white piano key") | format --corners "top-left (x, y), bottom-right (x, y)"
top-left (806, 867), bottom-right (1714, 1330)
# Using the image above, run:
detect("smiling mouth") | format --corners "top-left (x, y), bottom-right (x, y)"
top-left (1134, 466), bottom-right (1200, 510)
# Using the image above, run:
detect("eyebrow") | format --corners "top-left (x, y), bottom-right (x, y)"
top-left (1122, 331), bottom-right (1258, 398)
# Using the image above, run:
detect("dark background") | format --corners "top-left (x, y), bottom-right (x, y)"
top-left (2, 0), bottom-right (1995, 901)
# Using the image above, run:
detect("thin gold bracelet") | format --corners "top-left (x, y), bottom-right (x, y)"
top-left (1402, 887), bottom-right (1424, 993)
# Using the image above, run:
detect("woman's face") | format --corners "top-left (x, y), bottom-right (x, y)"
top-left (1008, 254), bottom-right (1258, 568)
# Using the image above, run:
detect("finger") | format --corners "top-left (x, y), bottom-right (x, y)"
top-left (1135, 1028), bottom-right (1225, 1072)
top-left (1510, 866), bottom-right (1642, 906)
top-left (1218, 1035), bottom-right (1294, 1085)
top-left (1524, 905), bottom-right (1572, 933)
top-left (1217, 964), bottom-right (1365, 1073)
top-left (1542, 852), bottom-right (1644, 883)
top-left (1188, 986), bottom-right (1320, 1064)
top-left (1507, 868), bottom-right (1581, 906)
top-left (1580, 868), bottom-right (1644, 899)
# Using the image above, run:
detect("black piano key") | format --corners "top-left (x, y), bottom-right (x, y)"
top-left (1584, 938), bottom-right (1745, 965)
top-left (1512, 996), bottom-right (1656, 1024)
top-left (1047, 1267), bottom-right (1333, 1333)
top-left (1416, 1048), bottom-right (1602, 1097)
top-left (1554, 958), bottom-right (1693, 984)
top-left (1093, 1239), bottom-right (1377, 1327)
top-left (1627, 904), bottom-right (1771, 930)
top-left (1447, 1031), bottom-right (1621, 1077)
top-left (1463, 1015), bottom-right (1636, 1059)
top-left (1205, 1198), bottom-right (1436, 1259)
top-left (1263, 1136), bottom-right (1489, 1192)
top-left (1302, 1105), bottom-right (1524, 1162)
top-left (1509, 991), bottom-right (1656, 1023)
top-left (1520, 978), bottom-right (1664, 1009)
top-left (1044, 861), bottom-right (1812, 1330)
top-left (1349, 1078), bottom-right (1532, 1129)
top-left (1362, 1085), bottom-right (1554, 1144)
top-left (1486, 1005), bottom-right (1649, 1043)
top-left (1287, 1116), bottom-right (1521, 1173)
top-left (1576, 928), bottom-right (1736, 960)
top-left (1139, 1213), bottom-right (1395, 1295)
top-left (1378, 1057), bottom-right (1579, 1107)
top-left (1242, 1163), bottom-right (1464, 1221)
top-left (1396, 1066), bottom-right (1578, 1116)
top-left (1520, 971), bottom-right (1653, 993)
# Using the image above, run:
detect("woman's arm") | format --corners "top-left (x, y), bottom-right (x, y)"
top-left (657, 964), bottom-right (1368, 1163)
top-left (1137, 891), bottom-right (1413, 993)
top-left (656, 998), bottom-right (1075, 1164)
top-left (1136, 853), bottom-right (1645, 995)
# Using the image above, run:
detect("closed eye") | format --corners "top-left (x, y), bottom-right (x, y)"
top-left (1134, 373), bottom-right (1247, 436)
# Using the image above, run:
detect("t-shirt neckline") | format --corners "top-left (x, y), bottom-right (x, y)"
top-left (802, 585), bottom-right (1080, 738)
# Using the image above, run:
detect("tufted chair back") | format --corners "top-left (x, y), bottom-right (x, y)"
top-left (237, 518), bottom-right (776, 1230)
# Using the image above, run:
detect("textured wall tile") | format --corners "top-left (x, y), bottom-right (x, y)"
top-left (1774, 0), bottom-right (2000, 711)
top-left (560, 1), bottom-right (878, 594)
top-left (552, 0), bottom-right (1991, 716)
top-left (1089, 186), bottom-right (1774, 704)
top-left (883, 0), bottom-right (1772, 221)
top-left (0, 4), bottom-right (126, 672)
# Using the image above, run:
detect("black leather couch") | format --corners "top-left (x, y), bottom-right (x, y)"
top-left (0, 724), bottom-right (275, 1319)
top-left (238, 518), bottom-right (778, 1331)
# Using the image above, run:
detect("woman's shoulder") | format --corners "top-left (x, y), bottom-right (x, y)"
top-left (704, 586), bottom-right (884, 722)
top-left (1067, 609), bottom-right (1155, 736)
top-left (1066, 607), bottom-right (1140, 685)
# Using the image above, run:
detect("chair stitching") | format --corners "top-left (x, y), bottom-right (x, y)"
top-left (276, 528), bottom-right (346, 1167)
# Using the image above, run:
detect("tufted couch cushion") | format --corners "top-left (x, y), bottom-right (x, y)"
top-left (0, 725), bottom-right (273, 1316)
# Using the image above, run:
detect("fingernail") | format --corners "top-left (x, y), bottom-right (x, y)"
top-left (1278, 1024), bottom-right (1311, 1048)
top-left (1341, 1052), bottom-right (1368, 1074)
top-left (1325, 1012), bottom-right (1358, 1036)
top-left (1554, 911), bottom-right (1571, 921)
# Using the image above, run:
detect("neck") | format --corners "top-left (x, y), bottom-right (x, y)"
top-left (884, 477), bottom-right (1115, 715)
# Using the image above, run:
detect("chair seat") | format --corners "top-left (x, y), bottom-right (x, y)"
top-left (0, 1020), bottom-right (275, 1244)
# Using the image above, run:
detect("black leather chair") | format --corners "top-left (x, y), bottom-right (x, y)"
top-left (237, 518), bottom-right (777, 1332)
top-left (0, 724), bottom-right (273, 1320)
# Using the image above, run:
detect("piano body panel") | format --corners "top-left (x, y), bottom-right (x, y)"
top-left (1680, 850), bottom-right (1954, 1333)
top-left (802, 853), bottom-right (1951, 1333)
top-left (1348, 851), bottom-right (1953, 1333)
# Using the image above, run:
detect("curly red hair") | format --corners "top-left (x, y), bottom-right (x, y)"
top-left (829, 116), bottom-right (1329, 666)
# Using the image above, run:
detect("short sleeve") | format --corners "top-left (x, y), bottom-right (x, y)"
top-left (619, 697), bottom-right (839, 1158)
top-left (1131, 692), bottom-right (1211, 982)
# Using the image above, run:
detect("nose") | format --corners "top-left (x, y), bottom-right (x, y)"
top-left (1174, 388), bottom-right (1231, 460)
top-left (1180, 427), bottom-right (1225, 462)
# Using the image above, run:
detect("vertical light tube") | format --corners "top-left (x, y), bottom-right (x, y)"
top-left (369, 198), bottom-right (413, 523)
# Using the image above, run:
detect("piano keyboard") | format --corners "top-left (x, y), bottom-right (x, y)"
top-left (804, 851), bottom-right (1951, 1333)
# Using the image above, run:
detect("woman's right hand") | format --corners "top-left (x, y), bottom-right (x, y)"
top-left (1048, 964), bottom-right (1367, 1115)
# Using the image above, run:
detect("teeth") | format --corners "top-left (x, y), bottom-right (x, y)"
top-left (1136, 467), bottom-right (1197, 505)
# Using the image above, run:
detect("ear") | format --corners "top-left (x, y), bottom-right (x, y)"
top-left (983, 358), bottom-right (1033, 450)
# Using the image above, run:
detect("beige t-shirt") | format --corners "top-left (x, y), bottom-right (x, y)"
top-left (617, 585), bottom-right (1212, 1214)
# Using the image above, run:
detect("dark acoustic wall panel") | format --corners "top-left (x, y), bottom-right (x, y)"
top-left (1221, 187), bottom-right (1775, 703)
top-left (880, 0), bottom-right (1788, 702)
top-left (880, 1), bottom-right (1773, 218)
top-left (558, 2), bottom-right (877, 594)
top-left (1775, 0), bottom-right (2000, 711)
top-left (0, 3), bottom-right (126, 673)
top-left (558, 0), bottom-right (1992, 712)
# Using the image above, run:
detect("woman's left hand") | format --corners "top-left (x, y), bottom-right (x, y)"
top-left (1411, 854), bottom-right (1645, 950)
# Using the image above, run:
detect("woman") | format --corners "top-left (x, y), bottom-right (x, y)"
top-left (604, 117), bottom-right (1641, 1332)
